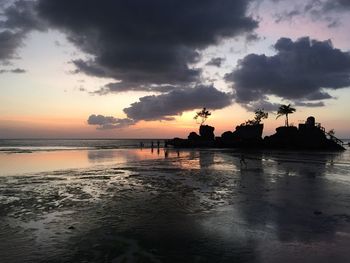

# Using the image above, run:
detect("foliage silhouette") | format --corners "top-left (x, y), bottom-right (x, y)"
top-left (194, 108), bottom-right (211, 125)
top-left (242, 108), bottom-right (268, 126)
top-left (276, 104), bottom-right (296, 127)
top-left (253, 109), bottom-right (268, 124)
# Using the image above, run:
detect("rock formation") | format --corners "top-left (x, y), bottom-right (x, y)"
top-left (167, 116), bottom-right (345, 151)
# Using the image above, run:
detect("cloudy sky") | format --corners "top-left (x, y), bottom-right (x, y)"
top-left (1, 0), bottom-right (350, 138)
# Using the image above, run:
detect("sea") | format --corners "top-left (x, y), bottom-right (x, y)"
top-left (0, 139), bottom-right (168, 176)
top-left (0, 138), bottom-right (349, 176)
top-left (1, 138), bottom-right (349, 151)
top-left (0, 138), bottom-right (162, 151)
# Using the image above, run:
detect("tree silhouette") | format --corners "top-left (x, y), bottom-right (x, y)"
top-left (254, 109), bottom-right (268, 124)
top-left (242, 108), bottom-right (268, 126)
top-left (276, 104), bottom-right (296, 127)
top-left (194, 107), bottom-right (211, 125)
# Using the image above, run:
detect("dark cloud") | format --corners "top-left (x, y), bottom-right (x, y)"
top-left (123, 85), bottom-right (233, 121)
top-left (95, 82), bottom-right (177, 95)
top-left (90, 84), bottom-right (233, 127)
top-left (323, 0), bottom-right (350, 11)
top-left (327, 20), bottom-right (340, 28)
top-left (71, 58), bottom-right (201, 94)
top-left (0, 0), bottom-right (44, 31)
top-left (71, 59), bottom-right (108, 78)
top-left (269, 0), bottom-right (344, 27)
top-left (0, 0), bottom-right (45, 62)
top-left (270, 0), bottom-right (350, 27)
top-left (10, 67), bottom-right (26, 73)
top-left (37, 0), bottom-right (257, 90)
top-left (307, 0), bottom-right (347, 27)
top-left (87, 114), bottom-right (136, 130)
top-left (0, 1), bottom-right (10, 9)
top-left (206, 57), bottom-right (225, 67)
top-left (242, 99), bottom-right (282, 112)
top-left (274, 9), bottom-right (301, 23)
top-left (294, 101), bottom-right (325, 107)
top-left (0, 30), bottom-right (24, 61)
top-left (225, 37), bottom-right (350, 107)
top-left (245, 33), bottom-right (261, 42)
top-left (0, 67), bottom-right (26, 74)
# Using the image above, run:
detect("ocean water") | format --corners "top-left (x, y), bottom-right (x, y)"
top-left (0, 138), bottom-right (349, 176)
top-left (1, 138), bottom-right (349, 151)
top-left (0, 139), bottom-right (169, 176)
top-left (0, 139), bottom-right (164, 152)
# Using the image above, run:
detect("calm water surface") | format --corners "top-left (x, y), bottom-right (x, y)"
top-left (0, 148), bottom-right (170, 176)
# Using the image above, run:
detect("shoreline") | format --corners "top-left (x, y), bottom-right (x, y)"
top-left (1, 147), bottom-right (349, 176)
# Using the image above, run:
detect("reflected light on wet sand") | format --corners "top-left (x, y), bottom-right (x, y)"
top-left (0, 149), bottom-right (169, 176)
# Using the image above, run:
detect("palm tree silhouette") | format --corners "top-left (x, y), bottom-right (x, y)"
top-left (276, 104), bottom-right (296, 127)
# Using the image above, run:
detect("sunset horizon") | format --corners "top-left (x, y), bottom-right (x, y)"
top-left (1, 0), bottom-right (350, 139)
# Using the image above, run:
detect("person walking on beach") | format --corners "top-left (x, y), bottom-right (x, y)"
top-left (157, 140), bottom-right (160, 149)
top-left (240, 154), bottom-right (247, 168)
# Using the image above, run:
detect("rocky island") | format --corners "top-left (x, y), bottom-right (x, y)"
top-left (167, 106), bottom-right (345, 151)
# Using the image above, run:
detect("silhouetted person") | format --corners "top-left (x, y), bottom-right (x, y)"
top-left (177, 150), bottom-right (180, 157)
top-left (164, 149), bottom-right (169, 158)
top-left (140, 142), bottom-right (144, 149)
top-left (157, 148), bottom-right (160, 155)
top-left (240, 154), bottom-right (247, 168)
top-left (151, 141), bottom-right (154, 150)
top-left (157, 140), bottom-right (160, 149)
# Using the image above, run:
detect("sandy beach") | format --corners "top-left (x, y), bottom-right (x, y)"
top-left (1, 147), bottom-right (350, 262)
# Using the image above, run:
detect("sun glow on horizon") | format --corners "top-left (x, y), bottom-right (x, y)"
top-left (0, 1), bottom-right (350, 139)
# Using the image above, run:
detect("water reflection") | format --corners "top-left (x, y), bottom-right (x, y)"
top-left (171, 149), bottom-right (350, 261)
top-left (199, 150), bottom-right (215, 168)
top-left (269, 152), bottom-right (341, 242)
top-left (87, 149), bottom-right (117, 162)
top-left (222, 150), bottom-right (349, 257)
top-left (0, 148), bottom-right (166, 176)
top-left (235, 152), bottom-right (268, 227)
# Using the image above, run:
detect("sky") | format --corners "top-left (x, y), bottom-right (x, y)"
top-left (0, 0), bottom-right (350, 139)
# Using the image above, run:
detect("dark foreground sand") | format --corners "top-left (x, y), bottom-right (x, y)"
top-left (0, 149), bottom-right (350, 262)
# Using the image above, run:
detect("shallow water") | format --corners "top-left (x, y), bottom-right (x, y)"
top-left (0, 148), bottom-right (350, 262)
top-left (0, 148), bottom-right (172, 176)
top-left (0, 138), bottom-right (160, 151)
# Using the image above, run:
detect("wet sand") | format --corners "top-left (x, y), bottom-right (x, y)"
top-left (0, 148), bottom-right (350, 262)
